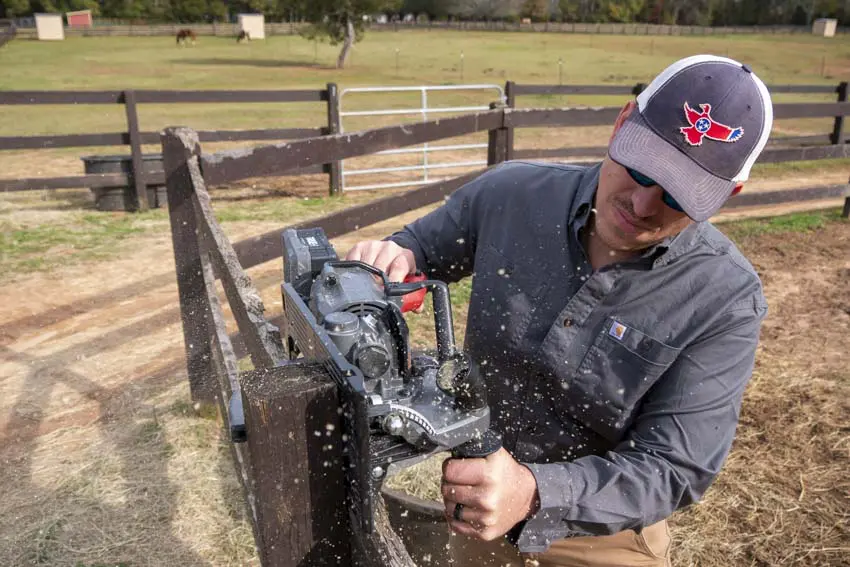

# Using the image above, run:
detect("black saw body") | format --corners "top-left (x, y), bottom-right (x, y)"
top-left (280, 227), bottom-right (500, 533)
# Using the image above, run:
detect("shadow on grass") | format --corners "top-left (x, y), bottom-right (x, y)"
top-left (181, 57), bottom-right (334, 70)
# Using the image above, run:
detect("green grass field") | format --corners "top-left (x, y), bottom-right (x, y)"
top-left (0, 30), bottom-right (847, 279)
top-left (0, 30), bottom-right (848, 136)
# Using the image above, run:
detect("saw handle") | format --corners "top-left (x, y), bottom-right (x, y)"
top-left (400, 272), bottom-right (427, 313)
top-left (451, 429), bottom-right (502, 459)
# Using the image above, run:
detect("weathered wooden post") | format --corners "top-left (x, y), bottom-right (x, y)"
top-left (123, 90), bottom-right (150, 211)
top-left (162, 127), bottom-right (217, 403)
top-left (487, 102), bottom-right (509, 166)
top-left (831, 81), bottom-right (848, 145)
top-left (326, 83), bottom-right (344, 196)
top-left (504, 80), bottom-right (516, 161)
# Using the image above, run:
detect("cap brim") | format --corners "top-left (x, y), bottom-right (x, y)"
top-left (609, 112), bottom-right (736, 222)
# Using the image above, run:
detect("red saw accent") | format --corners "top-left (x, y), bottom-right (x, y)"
top-left (401, 273), bottom-right (427, 313)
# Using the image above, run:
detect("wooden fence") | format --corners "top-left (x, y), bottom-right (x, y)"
top-left (371, 20), bottom-right (850, 36)
top-left (0, 20), bottom-right (15, 48)
top-left (11, 22), bottom-right (302, 39)
top-left (504, 80), bottom-right (850, 161)
top-left (2, 81), bottom-right (847, 208)
top-left (8, 20), bottom-right (849, 39)
top-left (162, 101), bottom-right (850, 565)
top-left (0, 86), bottom-right (342, 209)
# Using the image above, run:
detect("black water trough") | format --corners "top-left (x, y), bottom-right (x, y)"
top-left (81, 154), bottom-right (166, 211)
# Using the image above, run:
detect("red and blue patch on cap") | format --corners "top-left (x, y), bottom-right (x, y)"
top-left (680, 102), bottom-right (744, 146)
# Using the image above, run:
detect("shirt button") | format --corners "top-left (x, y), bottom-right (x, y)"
top-left (562, 318), bottom-right (573, 327)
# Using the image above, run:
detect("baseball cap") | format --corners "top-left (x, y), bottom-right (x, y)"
top-left (609, 54), bottom-right (773, 221)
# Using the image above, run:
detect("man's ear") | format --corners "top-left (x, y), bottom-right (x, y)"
top-left (730, 183), bottom-right (744, 197)
top-left (609, 101), bottom-right (637, 144)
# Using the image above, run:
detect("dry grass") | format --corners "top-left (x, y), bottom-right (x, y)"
top-left (0, 383), bottom-right (259, 566)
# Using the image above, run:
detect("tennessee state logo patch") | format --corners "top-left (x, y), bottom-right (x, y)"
top-left (680, 102), bottom-right (744, 146)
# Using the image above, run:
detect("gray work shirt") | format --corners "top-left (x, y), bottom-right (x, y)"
top-left (387, 161), bottom-right (767, 552)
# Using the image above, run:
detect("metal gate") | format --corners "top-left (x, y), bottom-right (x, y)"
top-left (338, 84), bottom-right (505, 192)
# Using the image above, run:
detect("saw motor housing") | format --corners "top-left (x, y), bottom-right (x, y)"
top-left (281, 227), bottom-right (494, 531)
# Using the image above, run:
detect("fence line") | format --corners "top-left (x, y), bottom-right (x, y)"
top-left (369, 20), bottom-right (850, 36)
top-left (8, 20), bottom-right (849, 39)
top-left (0, 19), bottom-right (15, 48)
top-left (0, 86), bottom-right (342, 209)
top-left (11, 22), bottom-right (302, 39)
top-left (504, 80), bottom-right (850, 161)
top-left (1, 81), bottom-right (846, 205)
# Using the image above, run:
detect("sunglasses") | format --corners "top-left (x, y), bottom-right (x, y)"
top-left (625, 167), bottom-right (685, 214)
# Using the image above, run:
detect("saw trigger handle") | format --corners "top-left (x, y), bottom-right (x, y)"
top-left (401, 272), bottom-right (427, 313)
top-left (451, 429), bottom-right (502, 459)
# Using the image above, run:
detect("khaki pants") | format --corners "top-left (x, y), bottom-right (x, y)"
top-left (449, 520), bottom-right (671, 567)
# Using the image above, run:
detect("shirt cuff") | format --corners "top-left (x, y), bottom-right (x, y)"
top-left (514, 462), bottom-right (576, 553)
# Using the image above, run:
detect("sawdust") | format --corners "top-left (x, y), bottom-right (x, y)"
top-left (0, 171), bottom-right (848, 565)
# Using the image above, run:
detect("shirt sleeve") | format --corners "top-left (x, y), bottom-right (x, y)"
top-left (515, 301), bottom-right (767, 552)
top-left (384, 165), bottom-right (508, 283)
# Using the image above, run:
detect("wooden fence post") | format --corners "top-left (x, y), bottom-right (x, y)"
top-left (240, 363), bottom-right (353, 566)
top-left (504, 80), bottom-right (516, 161)
top-left (487, 102), bottom-right (509, 166)
top-left (831, 81), bottom-right (848, 145)
top-left (123, 90), bottom-right (150, 211)
top-left (161, 127), bottom-right (217, 403)
top-left (326, 83), bottom-right (343, 196)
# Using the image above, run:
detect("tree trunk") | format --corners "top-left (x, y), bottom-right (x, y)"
top-left (337, 17), bottom-right (355, 69)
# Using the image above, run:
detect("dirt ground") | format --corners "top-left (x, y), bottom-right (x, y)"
top-left (0, 176), bottom-right (848, 565)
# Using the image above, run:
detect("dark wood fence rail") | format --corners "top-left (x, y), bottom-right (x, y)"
top-left (504, 80), bottom-right (849, 161)
top-left (0, 85), bottom-right (342, 209)
top-left (2, 82), bottom-right (846, 206)
top-left (190, 103), bottom-right (850, 278)
top-left (0, 20), bottom-right (15, 49)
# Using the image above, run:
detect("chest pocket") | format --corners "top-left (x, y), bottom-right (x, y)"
top-left (465, 245), bottom-right (549, 362)
top-left (551, 317), bottom-right (681, 443)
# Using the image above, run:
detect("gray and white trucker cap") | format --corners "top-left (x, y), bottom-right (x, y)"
top-left (609, 55), bottom-right (773, 221)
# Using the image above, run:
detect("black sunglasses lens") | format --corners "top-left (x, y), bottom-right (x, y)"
top-left (627, 167), bottom-right (657, 188)
top-left (662, 191), bottom-right (685, 212)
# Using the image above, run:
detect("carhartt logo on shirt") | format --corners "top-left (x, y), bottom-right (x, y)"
top-left (609, 320), bottom-right (628, 340)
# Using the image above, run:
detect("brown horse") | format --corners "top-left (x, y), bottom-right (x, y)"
top-left (176, 28), bottom-right (196, 46)
top-left (237, 30), bottom-right (251, 43)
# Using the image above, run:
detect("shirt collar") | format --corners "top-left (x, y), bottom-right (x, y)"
top-left (568, 162), bottom-right (700, 266)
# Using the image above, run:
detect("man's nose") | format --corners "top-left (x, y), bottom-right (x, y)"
top-left (632, 185), bottom-right (664, 218)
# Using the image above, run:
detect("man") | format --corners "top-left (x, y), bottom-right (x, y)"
top-left (346, 55), bottom-right (772, 566)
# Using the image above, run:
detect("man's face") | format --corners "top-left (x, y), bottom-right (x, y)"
top-left (593, 103), bottom-right (693, 252)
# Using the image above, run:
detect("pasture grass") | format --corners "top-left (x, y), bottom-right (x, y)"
top-left (0, 186), bottom-right (386, 280)
top-left (0, 30), bottom-right (847, 195)
top-left (717, 207), bottom-right (847, 240)
top-left (0, 31), bottom-right (847, 136)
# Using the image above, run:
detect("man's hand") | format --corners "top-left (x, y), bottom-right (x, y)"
top-left (441, 448), bottom-right (540, 541)
top-left (345, 240), bottom-right (417, 283)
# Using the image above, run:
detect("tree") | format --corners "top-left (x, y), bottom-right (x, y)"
top-left (298, 0), bottom-right (402, 69)
top-left (3, 0), bottom-right (32, 17)
top-left (402, 0), bottom-right (459, 19)
top-left (521, 0), bottom-right (549, 19)
top-left (604, 0), bottom-right (645, 21)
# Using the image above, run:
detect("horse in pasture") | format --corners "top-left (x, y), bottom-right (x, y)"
top-left (176, 28), bottom-right (197, 46)
top-left (237, 30), bottom-right (251, 43)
